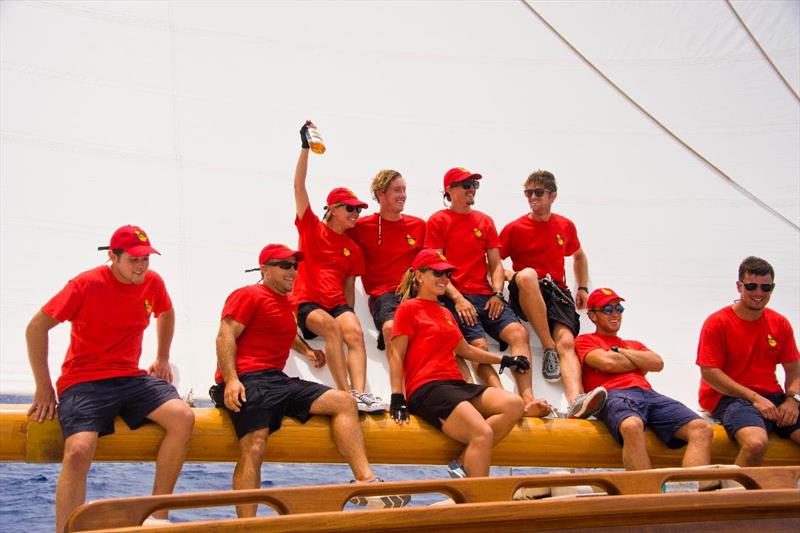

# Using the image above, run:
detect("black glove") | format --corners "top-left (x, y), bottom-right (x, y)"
top-left (390, 393), bottom-right (408, 423)
top-left (500, 355), bottom-right (530, 374)
top-left (299, 121), bottom-right (310, 149)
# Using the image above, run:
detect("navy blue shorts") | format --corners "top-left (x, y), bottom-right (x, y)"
top-left (58, 375), bottom-right (180, 439)
top-left (297, 302), bottom-right (355, 340)
top-left (442, 293), bottom-right (519, 349)
top-left (368, 292), bottom-right (402, 350)
top-left (409, 380), bottom-right (488, 430)
top-left (212, 369), bottom-right (330, 439)
top-left (508, 274), bottom-right (580, 337)
top-left (598, 388), bottom-right (701, 449)
top-left (712, 392), bottom-right (800, 441)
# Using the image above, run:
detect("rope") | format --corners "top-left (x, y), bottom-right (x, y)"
top-left (518, 0), bottom-right (799, 233)
top-left (725, 0), bottom-right (800, 103)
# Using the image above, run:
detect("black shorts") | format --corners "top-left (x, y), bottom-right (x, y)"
top-left (408, 380), bottom-right (488, 430)
top-left (508, 274), bottom-right (580, 337)
top-left (368, 292), bottom-right (402, 350)
top-left (297, 302), bottom-right (355, 340)
top-left (212, 369), bottom-right (330, 439)
top-left (58, 375), bottom-right (180, 439)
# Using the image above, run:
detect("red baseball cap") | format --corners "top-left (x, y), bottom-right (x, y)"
top-left (99, 225), bottom-right (160, 256)
top-left (443, 167), bottom-right (482, 189)
top-left (587, 288), bottom-right (625, 309)
top-left (326, 187), bottom-right (368, 209)
top-left (411, 249), bottom-right (457, 271)
top-left (259, 244), bottom-right (304, 265)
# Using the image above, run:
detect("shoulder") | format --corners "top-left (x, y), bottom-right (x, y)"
top-left (502, 214), bottom-right (531, 231)
top-left (427, 209), bottom-right (449, 223)
top-left (403, 214), bottom-right (426, 227)
top-left (356, 213), bottom-right (379, 227)
top-left (763, 308), bottom-right (794, 330)
top-left (551, 213), bottom-right (576, 229)
top-left (144, 269), bottom-right (166, 286)
top-left (471, 210), bottom-right (496, 224)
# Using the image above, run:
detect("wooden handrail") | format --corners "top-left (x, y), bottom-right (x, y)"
top-left (64, 466), bottom-right (800, 532)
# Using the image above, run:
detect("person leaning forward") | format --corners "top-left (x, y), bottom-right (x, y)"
top-left (25, 225), bottom-right (194, 532)
top-left (425, 167), bottom-right (551, 417)
top-left (576, 288), bottom-right (713, 470)
top-left (499, 169), bottom-right (606, 419)
top-left (212, 244), bottom-right (409, 517)
top-left (696, 256), bottom-right (800, 466)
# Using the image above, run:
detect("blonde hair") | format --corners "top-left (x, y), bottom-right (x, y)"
top-left (396, 268), bottom-right (420, 301)
top-left (371, 169), bottom-right (402, 200)
top-left (323, 202), bottom-right (344, 223)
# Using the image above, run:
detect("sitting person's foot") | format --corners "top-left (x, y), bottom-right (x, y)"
top-left (350, 390), bottom-right (387, 413)
top-left (447, 460), bottom-right (467, 479)
top-left (523, 398), bottom-right (554, 418)
top-left (566, 387), bottom-right (607, 419)
top-left (542, 348), bottom-right (561, 383)
top-left (348, 477), bottom-right (411, 508)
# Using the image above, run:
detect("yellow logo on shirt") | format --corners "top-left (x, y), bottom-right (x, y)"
top-left (406, 235), bottom-right (416, 246)
top-left (134, 229), bottom-right (148, 242)
top-left (144, 299), bottom-right (153, 314)
top-left (343, 247), bottom-right (351, 257)
top-left (556, 233), bottom-right (564, 246)
top-left (767, 334), bottom-right (777, 347)
top-left (473, 228), bottom-right (482, 238)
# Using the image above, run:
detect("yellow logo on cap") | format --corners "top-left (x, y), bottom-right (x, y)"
top-left (343, 247), bottom-right (351, 257)
top-left (556, 233), bottom-right (564, 246)
top-left (406, 235), bottom-right (416, 246)
top-left (438, 252), bottom-right (447, 261)
top-left (767, 334), bottom-right (777, 347)
top-left (144, 299), bottom-right (153, 315)
top-left (601, 288), bottom-right (613, 296)
top-left (473, 228), bottom-right (482, 238)
top-left (134, 229), bottom-right (148, 242)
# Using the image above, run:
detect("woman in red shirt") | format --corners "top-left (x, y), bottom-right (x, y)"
top-left (291, 122), bottom-right (383, 413)
top-left (389, 249), bottom-right (529, 477)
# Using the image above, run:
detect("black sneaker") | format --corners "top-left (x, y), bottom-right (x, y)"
top-left (542, 348), bottom-right (561, 383)
top-left (566, 387), bottom-right (607, 419)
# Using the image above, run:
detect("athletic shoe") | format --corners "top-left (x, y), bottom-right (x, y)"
top-left (351, 390), bottom-right (387, 413)
top-left (447, 460), bottom-right (467, 478)
top-left (566, 387), bottom-right (607, 419)
top-left (349, 477), bottom-right (411, 508)
top-left (542, 348), bottom-right (561, 383)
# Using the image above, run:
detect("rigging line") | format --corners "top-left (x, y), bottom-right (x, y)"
top-left (725, 0), bottom-right (800, 103)
top-left (517, 0), bottom-right (799, 233)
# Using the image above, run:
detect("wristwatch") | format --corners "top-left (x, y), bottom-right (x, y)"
top-left (610, 345), bottom-right (620, 353)
top-left (577, 286), bottom-right (589, 293)
top-left (493, 291), bottom-right (504, 300)
top-left (786, 392), bottom-right (800, 403)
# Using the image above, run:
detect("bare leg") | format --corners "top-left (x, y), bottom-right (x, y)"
top-left (673, 419), bottom-right (713, 467)
top-left (232, 429), bottom-right (268, 518)
top-left (56, 431), bottom-right (98, 533)
top-left (513, 268), bottom-right (556, 350)
top-left (310, 389), bottom-right (375, 481)
top-left (553, 323), bottom-right (582, 404)
top-left (618, 416), bottom-right (651, 470)
top-left (469, 386), bottom-right (526, 445)
top-left (733, 426), bottom-right (770, 466)
top-left (440, 401), bottom-right (495, 477)
top-left (790, 428), bottom-right (800, 445)
top-left (306, 309), bottom-right (350, 391)
top-left (468, 338), bottom-right (502, 388)
top-left (145, 398), bottom-right (195, 519)
top-left (337, 312), bottom-right (367, 393)
top-left (498, 322), bottom-right (548, 417)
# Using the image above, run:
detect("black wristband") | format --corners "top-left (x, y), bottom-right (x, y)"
top-left (577, 286), bottom-right (589, 293)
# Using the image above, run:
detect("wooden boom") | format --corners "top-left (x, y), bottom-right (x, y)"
top-left (1, 404), bottom-right (798, 467)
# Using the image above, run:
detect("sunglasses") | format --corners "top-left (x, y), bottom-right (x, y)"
top-left (524, 188), bottom-right (549, 198)
top-left (267, 260), bottom-right (298, 271)
top-left (451, 180), bottom-right (480, 190)
top-left (741, 282), bottom-right (775, 292)
top-left (341, 204), bottom-right (362, 214)
top-left (591, 303), bottom-right (625, 315)
top-left (419, 267), bottom-right (452, 278)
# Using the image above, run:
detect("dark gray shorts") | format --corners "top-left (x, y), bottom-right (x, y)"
top-left (297, 302), bottom-right (355, 340)
top-left (408, 380), bottom-right (488, 430)
top-left (508, 274), bottom-right (580, 337)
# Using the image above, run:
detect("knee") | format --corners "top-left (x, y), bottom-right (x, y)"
top-left (473, 423), bottom-right (495, 446)
top-left (63, 439), bottom-right (95, 467)
top-left (240, 433), bottom-right (268, 463)
top-left (515, 268), bottom-right (540, 291)
top-left (619, 417), bottom-right (645, 439)
top-left (331, 389), bottom-right (358, 412)
top-left (381, 322), bottom-right (393, 342)
top-left (504, 324), bottom-right (529, 345)
top-left (687, 420), bottom-right (713, 444)
top-left (739, 432), bottom-right (769, 457)
top-left (342, 323), bottom-right (365, 346)
top-left (323, 320), bottom-right (344, 343)
top-left (507, 395), bottom-right (525, 419)
top-left (556, 336), bottom-right (575, 355)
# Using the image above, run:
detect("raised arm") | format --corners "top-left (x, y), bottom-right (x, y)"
top-left (148, 308), bottom-right (175, 382)
top-left (572, 247), bottom-right (589, 309)
top-left (215, 316), bottom-right (247, 412)
top-left (26, 310), bottom-right (61, 422)
top-left (294, 122), bottom-right (312, 219)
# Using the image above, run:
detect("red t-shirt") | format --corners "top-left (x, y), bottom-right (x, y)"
top-left (293, 207), bottom-right (365, 308)
top-left (696, 306), bottom-right (800, 411)
top-left (391, 298), bottom-right (464, 398)
top-left (214, 283), bottom-right (298, 383)
top-left (348, 214), bottom-right (426, 297)
top-left (42, 265), bottom-right (172, 396)
top-left (575, 333), bottom-right (651, 392)
top-left (499, 213), bottom-right (580, 288)
top-left (425, 209), bottom-right (500, 295)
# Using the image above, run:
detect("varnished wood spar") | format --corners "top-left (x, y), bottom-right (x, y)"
top-left (2, 404), bottom-right (799, 467)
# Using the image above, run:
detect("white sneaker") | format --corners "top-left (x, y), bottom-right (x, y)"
top-left (348, 477), bottom-right (411, 508)
top-left (351, 391), bottom-right (387, 413)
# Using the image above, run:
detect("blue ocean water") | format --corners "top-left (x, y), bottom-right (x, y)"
top-left (0, 395), bottom-right (549, 532)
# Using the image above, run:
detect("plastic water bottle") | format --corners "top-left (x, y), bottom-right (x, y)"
top-left (306, 122), bottom-right (326, 154)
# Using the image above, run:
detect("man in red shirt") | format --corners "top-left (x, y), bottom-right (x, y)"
top-left (25, 225), bottom-right (195, 532)
top-left (576, 288), bottom-right (712, 470)
top-left (348, 170), bottom-right (426, 356)
top-left (213, 244), bottom-right (408, 516)
top-left (696, 256), bottom-right (800, 466)
top-left (500, 169), bottom-right (605, 419)
top-left (426, 167), bottom-right (550, 417)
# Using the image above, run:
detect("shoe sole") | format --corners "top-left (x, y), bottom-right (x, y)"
top-left (568, 389), bottom-right (607, 419)
top-left (349, 494), bottom-right (411, 508)
top-left (357, 404), bottom-right (387, 414)
top-left (543, 374), bottom-right (562, 383)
